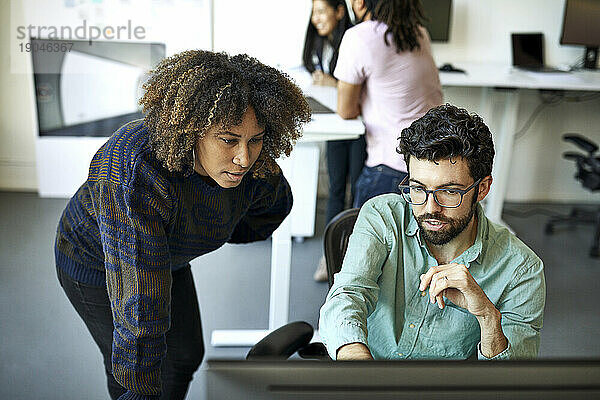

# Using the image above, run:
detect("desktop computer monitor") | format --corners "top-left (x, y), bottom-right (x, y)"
top-left (560, 0), bottom-right (600, 69)
top-left (204, 359), bottom-right (600, 399)
top-left (420, 0), bottom-right (452, 42)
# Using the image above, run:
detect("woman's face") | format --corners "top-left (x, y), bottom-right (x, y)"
top-left (311, 0), bottom-right (343, 38)
top-left (194, 107), bottom-right (265, 188)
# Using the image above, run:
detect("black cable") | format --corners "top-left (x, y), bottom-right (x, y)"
top-left (514, 90), bottom-right (600, 141)
top-left (513, 102), bottom-right (550, 140)
top-left (514, 91), bottom-right (564, 140)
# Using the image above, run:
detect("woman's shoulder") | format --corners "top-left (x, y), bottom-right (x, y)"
top-left (349, 20), bottom-right (383, 34)
top-left (88, 119), bottom-right (158, 186)
top-left (245, 164), bottom-right (290, 196)
top-left (343, 21), bottom-right (386, 47)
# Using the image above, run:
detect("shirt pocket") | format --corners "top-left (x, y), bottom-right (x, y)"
top-left (420, 302), bottom-right (479, 359)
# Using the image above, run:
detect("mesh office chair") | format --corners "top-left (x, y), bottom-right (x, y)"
top-left (247, 208), bottom-right (360, 360)
top-left (545, 134), bottom-right (600, 258)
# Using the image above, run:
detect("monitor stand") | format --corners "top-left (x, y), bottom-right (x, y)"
top-left (584, 46), bottom-right (599, 69)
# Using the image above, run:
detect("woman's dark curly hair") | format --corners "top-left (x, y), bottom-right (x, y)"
top-left (363, 0), bottom-right (427, 52)
top-left (397, 104), bottom-right (495, 181)
top-left (139, 50), bottom-right (311, 178)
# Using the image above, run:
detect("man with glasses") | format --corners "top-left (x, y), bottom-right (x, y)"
top-left (319, 104), bottom-right (546, 361)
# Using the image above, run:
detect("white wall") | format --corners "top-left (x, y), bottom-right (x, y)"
top-left (0, 0), bottom-right (212, 192)
top-left (433, 0), bottom-right (585, 67)
top-left (1, 0), bottom-right (599, 202)
top-left (430, 0), bottom-right (599, 202)
top-left (213, 0), bottom-right (310, 69)
top-left (0, 0), bottom-right (38, 191)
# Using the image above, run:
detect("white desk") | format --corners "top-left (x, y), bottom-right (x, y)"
top-left (439, 64), bottom-right (600, 224)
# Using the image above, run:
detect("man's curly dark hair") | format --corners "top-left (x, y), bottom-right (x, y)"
top-left (397, 104), bottom-right (495, 181)
top-left (139, 50), bottom-right (312, 178)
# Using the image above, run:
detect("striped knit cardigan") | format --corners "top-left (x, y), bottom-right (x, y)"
top-left (55, 120), bottom-right (293, 398)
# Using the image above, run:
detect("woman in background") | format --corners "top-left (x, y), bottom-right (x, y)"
top-left (336, 0), bottom-right (443, 207)
top-left (304, 0), bottom-right (366, 281)
top-left (55, 50), bottom-right (310, 400)
top-left (303, 0), bottom-right (352, 86)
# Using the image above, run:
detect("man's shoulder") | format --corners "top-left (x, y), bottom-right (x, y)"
top-left (363, 192), bottom-right (407, 208)
top-left (360, 194), bottom-right (410, 224)
top-left (483, 217), bottom-right (543, 268)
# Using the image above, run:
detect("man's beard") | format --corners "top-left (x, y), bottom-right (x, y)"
top-left (415, 204), bottom-right (477, 246)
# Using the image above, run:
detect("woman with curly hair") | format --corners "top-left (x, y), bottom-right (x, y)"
top-left (54, 50), bottom-right (311, 400)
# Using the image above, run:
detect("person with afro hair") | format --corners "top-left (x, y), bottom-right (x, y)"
top-left (55, 50), bottom-right (311, 399)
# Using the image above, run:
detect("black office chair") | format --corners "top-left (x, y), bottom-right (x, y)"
top-left (545, 134), bottom-right (600, 258)
top-left (247, 208), bottom-right (360, 360)
top-left (323, 208), bottom-right (360, 288)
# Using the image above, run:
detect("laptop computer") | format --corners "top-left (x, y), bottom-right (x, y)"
top-left (306, 96), bottom-right (334, 114)
top-left (511, 33), bottom-right (566, 73)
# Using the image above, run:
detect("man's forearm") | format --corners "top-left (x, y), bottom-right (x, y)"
top-left (336, 342), bottom-right (374, 360)
top-left (477, 306), bottom-right (508, 358)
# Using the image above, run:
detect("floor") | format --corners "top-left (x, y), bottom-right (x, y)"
top-left (1, 191), bottom-right (599, 399)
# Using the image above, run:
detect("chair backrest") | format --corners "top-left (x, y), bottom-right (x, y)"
top-left (323, 208), bottom-right (360, 288)
top-left (563, 134), bottom-right (600, 191)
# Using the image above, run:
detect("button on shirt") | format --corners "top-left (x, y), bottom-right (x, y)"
top-left (319, 194), bottom-right (546, 360)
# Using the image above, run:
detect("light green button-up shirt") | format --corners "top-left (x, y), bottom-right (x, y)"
top-left (319, 194), bottom-right (546, 360)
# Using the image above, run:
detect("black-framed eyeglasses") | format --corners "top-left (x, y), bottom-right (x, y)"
top-left (398, 176), bottom-right (482, 208)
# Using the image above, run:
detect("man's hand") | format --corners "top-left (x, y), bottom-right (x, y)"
top-left (419, 263), bottom-right (491, 316)
top-left (336, 342), bottom-right (374, 360)
top-left (419, 263), bottom-right (508, 358)
top-left (312, 71), bottom-right (337, 87)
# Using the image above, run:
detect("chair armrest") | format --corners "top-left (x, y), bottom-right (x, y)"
top-left (298, 342), bottom-right (331, 360)
top-left (563, 151), bottom-right (586, 162)
top-left (246, 321), bottom-right (313, 360)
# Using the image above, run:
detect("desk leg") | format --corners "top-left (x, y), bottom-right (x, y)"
top-left (268, 158), bottom-right (293, 330)
top-left (478, 87), bottom-right (494, 124)
top-left (210, 145), bottom-right (320, 347)
top-left (210, 211), bottom-right (293, 347)
top-left (487, 89), bottom-right (521, 225)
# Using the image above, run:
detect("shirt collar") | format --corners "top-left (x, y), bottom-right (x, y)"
top-left (405, 203), bottom-right (419, 237)
top-left (460, 202), bottom-right (486, 265)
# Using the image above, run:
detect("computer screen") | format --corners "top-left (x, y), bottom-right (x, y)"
top-left (421, 0), bottom-right (452, 42)
top-left (31, 38), bottom-right (165, 137)
top-left (560, 0), bottom-right (600, 69)
top-left (204, 359), bottom-right (600, 399)
top-left (512, 33), bottom-right (545, 68)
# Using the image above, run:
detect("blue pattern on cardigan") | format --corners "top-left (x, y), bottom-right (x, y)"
top-left (55, 120), bottom-right (292, 396)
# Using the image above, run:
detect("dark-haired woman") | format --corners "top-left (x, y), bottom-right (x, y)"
top-left (303, 0), bottom-right (351, 86)
top-left (304, 0), bottom-right (367, 281)
top-left (337, 0), bottom-right (443, 207)
top-left (55, 50), bottom-right (311, 400)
